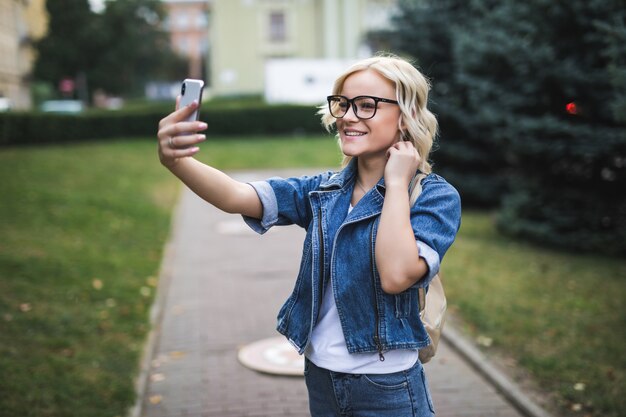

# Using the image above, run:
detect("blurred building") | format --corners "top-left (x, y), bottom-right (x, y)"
top-left (0, 0), bottom-right (47, 110)
top-left (162, 0), bottom-right (211, 80)
top-left (210, 0), bottom-right (396, 98)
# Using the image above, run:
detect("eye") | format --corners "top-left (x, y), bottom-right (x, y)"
top-left (357, 99), bottom-right (376, 111)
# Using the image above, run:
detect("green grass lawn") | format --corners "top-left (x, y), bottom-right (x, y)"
top-left (0, 140), bottom-right (179, 417)
top-left (443, 212), bottom-right (626, 416)
top-left (0, 136), bottom-right (623, 417)
top-left (0, 135), bottom-right (340, 417)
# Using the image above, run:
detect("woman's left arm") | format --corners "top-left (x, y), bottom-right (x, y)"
top-left (376, 142), bottom-right (428, 294)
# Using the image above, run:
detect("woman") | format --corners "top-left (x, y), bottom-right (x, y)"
top-left (157, 54), bottom-right (461, 416)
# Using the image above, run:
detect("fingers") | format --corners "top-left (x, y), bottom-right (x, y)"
top-left (166, 133), bottom-right (206, 150)
top-left (167, 121), bottom-right (207, 138)
top-left (387, 141), bottom-right (418, 159)
top-left (157, 99), bottom-right (208, 167)
top-left (159, 99), bottom-right (199, 129)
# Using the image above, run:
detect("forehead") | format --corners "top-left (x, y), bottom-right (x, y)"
top-left (340, 69), bottom-right (396, 98)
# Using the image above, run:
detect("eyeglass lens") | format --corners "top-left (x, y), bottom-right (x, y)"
top-left (329, 97), bottom-right (378, 119)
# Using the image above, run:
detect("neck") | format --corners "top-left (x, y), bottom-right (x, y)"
top-left (356, 156), bottom-right (385, 189)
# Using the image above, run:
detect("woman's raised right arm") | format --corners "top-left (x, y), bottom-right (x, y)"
top-left (157, 99), bottom-right (263, 219)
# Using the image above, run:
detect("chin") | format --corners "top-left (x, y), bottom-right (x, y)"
top-left (339, 143), bottom-right (360, 157)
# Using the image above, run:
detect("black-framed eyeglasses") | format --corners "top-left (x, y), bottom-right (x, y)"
top-left (327, 95), bottom-right (399, 120)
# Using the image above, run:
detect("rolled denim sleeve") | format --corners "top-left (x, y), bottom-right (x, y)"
top-left (242, 173), bottom-right (327, 234)
top-left (242, 181), bottom-right (278, 234)
top-left (415, 240), bottom-right (440, 288)
top-left (410, 175), bottom-right (462, 287)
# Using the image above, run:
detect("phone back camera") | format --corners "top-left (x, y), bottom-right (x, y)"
top-left (181, 82), bottom-right (186, 95)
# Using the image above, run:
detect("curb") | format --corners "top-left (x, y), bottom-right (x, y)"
top-left (442, 325), bottom-right (555, 417)
top-left (127, 195), bottom-right (183, 417)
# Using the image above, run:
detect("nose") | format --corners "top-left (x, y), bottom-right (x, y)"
top-left (343, 102), bottom-right (359, 121)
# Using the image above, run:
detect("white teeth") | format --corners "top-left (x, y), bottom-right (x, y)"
top-left (345, 131), bottom-right (365, 136)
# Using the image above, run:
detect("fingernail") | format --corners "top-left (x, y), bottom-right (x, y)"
top-left (198, 122), bottom-right (207, 129)
top-left (197, 134), bottom-right (206, 141)
top-left (190, 147), bottom-right (200, 152)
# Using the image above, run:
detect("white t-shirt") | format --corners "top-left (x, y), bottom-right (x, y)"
top-left (305, 206), bottom-right (419, 374)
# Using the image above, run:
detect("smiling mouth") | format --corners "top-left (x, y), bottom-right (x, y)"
top-left (344, 130), bottom-right (366, 137)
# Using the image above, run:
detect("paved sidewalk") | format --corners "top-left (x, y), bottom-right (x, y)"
top-left (137, 170), bottom-right (535, 417)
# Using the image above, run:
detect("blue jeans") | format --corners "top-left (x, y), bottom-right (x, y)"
top-left (304, 358), bottom-right (435, 417)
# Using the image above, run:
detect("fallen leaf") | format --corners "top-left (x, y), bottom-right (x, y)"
top-left (574, 382), bottom-right (586, 391)
top-left (92, 279), bottom-right (103, 290)
top-left (146, 276), bottom-right (158, 287)
top-left (140, 286), bottom-right (151, 297)
top-left (169, 351), bottom-right (186, 359)
top-left (149, 394), bottom-right (162, 405)
top-left (19, 303), bottom-right (32, 312)
top-left (476, 335), bottom-right (493, 347)
top-left (60, 348), bottom-right (74, 357)
top-left (150, 373), bottom-right (166, 382)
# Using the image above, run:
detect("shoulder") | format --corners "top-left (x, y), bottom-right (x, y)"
top-left (422, 173), bottom-right (460, 201)
top-left (266, 170), bottom-right (335, 193)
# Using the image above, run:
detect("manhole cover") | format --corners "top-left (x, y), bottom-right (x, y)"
top-left (238, 336), bottom-right (304, 376)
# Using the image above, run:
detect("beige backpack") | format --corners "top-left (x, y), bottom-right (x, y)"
top-left (417, 274), bottom-right (446, 363)
top-left (410, 173), bottom-right (447, 364)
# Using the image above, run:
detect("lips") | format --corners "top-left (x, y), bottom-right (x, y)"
top-left (343, 129), bottom-right (366, 137)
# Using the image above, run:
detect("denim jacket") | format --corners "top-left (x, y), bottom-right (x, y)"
top-left (243, 159), bottom-right (461, 357)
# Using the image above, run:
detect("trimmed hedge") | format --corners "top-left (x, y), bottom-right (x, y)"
top-left (0, 105), bottom-right (326, 146)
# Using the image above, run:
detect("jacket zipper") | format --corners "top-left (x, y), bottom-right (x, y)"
top-left (317, 206), bottom-right (325, 308)
top-left (302, 205), bottom-right (326, 354)
top-left (370, 222), bottom-right (385, 361)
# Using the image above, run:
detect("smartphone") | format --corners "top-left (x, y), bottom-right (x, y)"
top-left (179, 79), bottom-right (204, 122)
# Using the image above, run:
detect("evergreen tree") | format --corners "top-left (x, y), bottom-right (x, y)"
top-left (391, 0), bottom-right (508, 206)
top-left (453, 0), bottom-right (626, 256)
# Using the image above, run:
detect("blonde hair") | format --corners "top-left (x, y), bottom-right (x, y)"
top-left (319, 54), bottom-right (438, 204)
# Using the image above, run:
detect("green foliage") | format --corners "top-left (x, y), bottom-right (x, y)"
top-left (33, 0), bottom-right (186, 100)
top-left (0, 104), bottom-right (326, 146)
top-left (391, 0), bottom-right (509, 207)
top-left (90, 0), bottom-right (187, 96)
top-left (33, 0), bottom-right (96, 89)
top-left (596, 14), bottom-right (626, 123)
top-left (455, 0), bottom-right (626, 255)
top-left (389, 0), bottom-right (626, 255)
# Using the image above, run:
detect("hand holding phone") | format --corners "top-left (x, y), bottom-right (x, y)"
top-left (179, 79), bottom-right (204, 122)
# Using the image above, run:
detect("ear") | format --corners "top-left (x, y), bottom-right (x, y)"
top-left (398, 119), bottom-right (409, 142)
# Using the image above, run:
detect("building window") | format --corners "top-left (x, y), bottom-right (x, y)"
top-left (175, 10), bottom-right (190, 29)
top-left (268, 11), bottom-right (286, 43)
top-left (194, 12), bottom-right (208, 28)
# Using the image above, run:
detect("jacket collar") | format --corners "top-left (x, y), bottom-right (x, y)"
top-left (320, 158), bottom-right (389, 199)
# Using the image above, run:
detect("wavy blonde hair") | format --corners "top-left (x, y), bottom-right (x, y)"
top-left (320, 54), bottom-right (438, 204)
